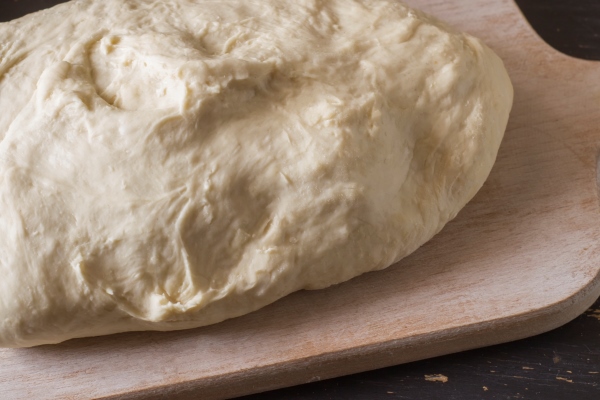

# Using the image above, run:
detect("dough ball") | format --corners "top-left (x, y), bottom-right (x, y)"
top-left (0, 0), bottom-right (512, 347)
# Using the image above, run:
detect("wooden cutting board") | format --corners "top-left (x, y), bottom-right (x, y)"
top-left (1, 0), bottom-right (599, 399)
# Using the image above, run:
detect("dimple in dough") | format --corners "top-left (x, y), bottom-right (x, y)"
top-left (0, 0), bottom-right (513, 348)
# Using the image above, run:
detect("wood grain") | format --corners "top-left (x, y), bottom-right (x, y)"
top-left (1, 0), bottom-right (600, 399)
top-left (245, 303), bottom-right (600, 399)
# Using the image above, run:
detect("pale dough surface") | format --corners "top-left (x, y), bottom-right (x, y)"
top-left (0, 0), bottom-right (512, 348)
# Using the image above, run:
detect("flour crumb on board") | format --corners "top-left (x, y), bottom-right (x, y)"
top-left (424, 374), bottom-right (448, 383)
top-left (483, 386), bottom-right (488, 391)
top-left (556, 377), bottom-right (574, 383)
top-left (522, 366), bottom-right (534, 370)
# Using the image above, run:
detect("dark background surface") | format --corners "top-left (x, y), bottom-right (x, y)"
top-left (1, 1), bottom-right (599, 399)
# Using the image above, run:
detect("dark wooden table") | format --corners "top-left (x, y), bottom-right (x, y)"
top-left (1, 1), bottom-right (599, 399)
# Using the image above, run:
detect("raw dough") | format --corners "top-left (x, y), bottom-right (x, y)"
top-left (0, 0), bottom-right (513, 348)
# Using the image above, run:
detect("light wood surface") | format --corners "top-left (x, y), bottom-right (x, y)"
top-left (1, 1), bottom-right (600, 399)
